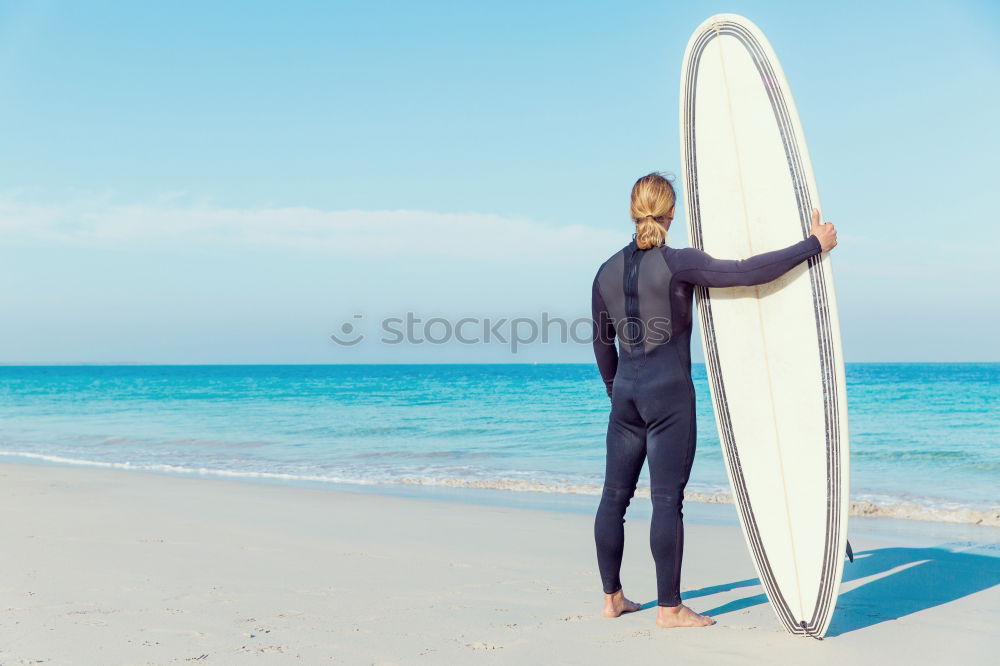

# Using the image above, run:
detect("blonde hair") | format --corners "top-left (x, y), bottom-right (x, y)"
top-left (630, 172), bottom-right (676, 250)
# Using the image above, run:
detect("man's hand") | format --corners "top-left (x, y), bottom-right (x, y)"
top-left (809, 207), bottom-right (837, 252)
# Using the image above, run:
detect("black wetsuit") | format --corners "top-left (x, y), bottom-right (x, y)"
top-left (591, 233), bottom-right (822, 606)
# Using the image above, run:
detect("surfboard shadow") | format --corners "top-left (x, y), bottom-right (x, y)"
top-left (680, 577), bottom-right (761, 601)
top-left (689, 545), bottom-right (1000, 636)
top-left (826, 545), bottom-right (1000, 636)
top-left (637, 577), bottom-right (762, 611)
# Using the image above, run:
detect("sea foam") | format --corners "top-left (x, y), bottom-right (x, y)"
top-left (2, 450), bottom-right (996, 527)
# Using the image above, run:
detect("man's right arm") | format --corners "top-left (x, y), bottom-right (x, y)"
top-left (673, 235), bottom-right (822, 288)
top-left (675, 208), bottom-right (837, 288)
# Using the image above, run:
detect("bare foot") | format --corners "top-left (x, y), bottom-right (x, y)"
top-left (602, 589), bottom-right (641, 618)
top-left (655, 603), bottom-right (715, 628)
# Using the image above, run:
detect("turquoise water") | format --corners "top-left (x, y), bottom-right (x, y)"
top-left (0, 364), bottom-right (996, 524)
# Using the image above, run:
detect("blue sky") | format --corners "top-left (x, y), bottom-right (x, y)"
top-left (1, 0), bottom-right (997, 363)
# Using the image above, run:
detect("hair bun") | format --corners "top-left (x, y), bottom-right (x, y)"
top-left (630, 172), bottom-right (676, 250)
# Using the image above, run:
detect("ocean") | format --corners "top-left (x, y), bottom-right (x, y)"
top-left (0, 363), bottom-right (996, 525)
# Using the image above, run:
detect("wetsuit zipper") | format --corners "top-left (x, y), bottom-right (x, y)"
top-left (624, 244), bottom-right (643, 358)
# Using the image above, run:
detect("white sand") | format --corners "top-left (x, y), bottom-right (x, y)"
top-left (0, 461), bottom-right (997, 664)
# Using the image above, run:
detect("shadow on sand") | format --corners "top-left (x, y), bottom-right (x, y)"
top-left (679, 545), bottom-right (1000, 636)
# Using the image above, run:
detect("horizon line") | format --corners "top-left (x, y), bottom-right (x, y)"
top-left (1, 361), bottom-right (996, 367)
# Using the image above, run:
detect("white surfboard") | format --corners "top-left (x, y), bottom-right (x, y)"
top-left (678, 14), bottom-right (850, 638)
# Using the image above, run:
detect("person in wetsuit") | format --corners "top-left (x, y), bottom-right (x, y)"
top-left (591, 172), bottom-right (838, 628)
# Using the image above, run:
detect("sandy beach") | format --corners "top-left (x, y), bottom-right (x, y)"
top-left (1, 461), bottom-right (997, 664)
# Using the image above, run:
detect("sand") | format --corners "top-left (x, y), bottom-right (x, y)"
top-left (0, 461), bottom-right (997, 664)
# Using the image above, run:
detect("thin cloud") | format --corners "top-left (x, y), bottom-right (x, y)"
top-left (0, 192), bottom-right (624, 266)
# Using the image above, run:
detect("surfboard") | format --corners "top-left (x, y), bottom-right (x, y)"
top-left (678, 14), bottom-right (850, 638)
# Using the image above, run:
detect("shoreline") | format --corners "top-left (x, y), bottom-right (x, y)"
top-left (2, 450), bottom-right (997, 528)
top-left (1, 460), bottom-right (997, 663)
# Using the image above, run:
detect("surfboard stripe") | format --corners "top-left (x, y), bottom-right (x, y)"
top-left (680, 17), bottom-right (847, 638)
